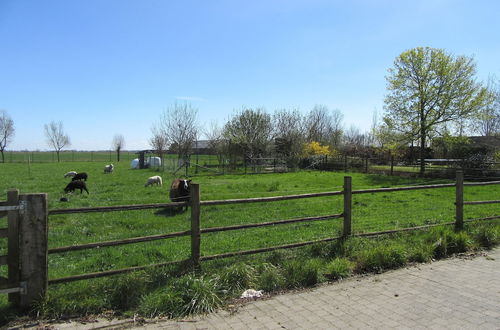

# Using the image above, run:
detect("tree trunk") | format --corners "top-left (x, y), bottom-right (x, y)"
top-left (1, 150), bottom-right (4, 163)
top-left (419, 115), bottom-right (426, 177)
top-left (56, 150), bottom-right (60, 162)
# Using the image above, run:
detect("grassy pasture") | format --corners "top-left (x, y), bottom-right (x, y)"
top-left (0, 161), bottom-right (499, 318)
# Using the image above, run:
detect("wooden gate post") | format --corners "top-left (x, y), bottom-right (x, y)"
top-left (343, 176), bottom-right (352, 238)
top-left (455, 170), bottom-right (464, 230)
top-left (18, 193), bottom-right (48, 309)
top-left (190, 184), bottom-right (201, 267)
top-left (7, 189), bottom-right (20, 304)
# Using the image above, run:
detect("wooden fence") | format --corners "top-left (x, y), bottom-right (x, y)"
top-left (1, 171), bottom-right (499, 308)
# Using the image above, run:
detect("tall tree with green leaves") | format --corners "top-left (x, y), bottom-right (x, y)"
top-left (384, 47), bottom-right (488, 175)
top-left (223, 108), bottom-right (272, 166)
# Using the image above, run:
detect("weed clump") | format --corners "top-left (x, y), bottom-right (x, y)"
top-left (255, 263), bottom-right (286, 292)
top-left (354, 244), bottom-right (407, 273)
top-left (216, 263), bottom-right (256, 294)
top-left (324, 258), bottom-right (354, 280)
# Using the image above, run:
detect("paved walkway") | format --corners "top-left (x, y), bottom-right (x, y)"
top-left (13, 247), bottom-right (500, 329)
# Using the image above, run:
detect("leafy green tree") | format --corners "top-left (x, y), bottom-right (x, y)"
top-left (223, 108), bottom-right (272, 166)
top-left (384, 47), bottom-right (489, 175)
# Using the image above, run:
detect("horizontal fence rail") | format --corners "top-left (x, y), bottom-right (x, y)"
top-left (201, 191), bottom-right (344, 206)
top-left (352, 183), bottom-right (456, 194)
top-left (48, 230), bottom-right (191, 254)
top-left (48, 214), bottom-right (342, 255)
top-left (464, 200), bottom-right (500, 205)
top-left (48, 201), bottom-right (188, 215)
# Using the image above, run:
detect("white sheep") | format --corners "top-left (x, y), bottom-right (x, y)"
top-left (144, 175), bottom-right (163, 187)
top-left (104, 164), bottom-right (114, 173)
top-left (64, 171), bottom-right (78, 178)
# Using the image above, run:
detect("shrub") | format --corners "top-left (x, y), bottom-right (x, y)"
top-left (324, 258), bottom-right (354, 280)
top-left (256, 263), bottom-right (286, 292)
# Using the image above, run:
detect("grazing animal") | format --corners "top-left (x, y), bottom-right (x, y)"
top-left (64, 171), bottom-right (77, 178)
top-left (145, 175), bottom-right (163, 187)
top-left (169, 179), bottom-right (192, 211)
top-left (104, 164), bottom-right (114, 173)
top-left (71, 172), bottom-right (88, 181)
top-left (64, 180), bottom-right (89, 194)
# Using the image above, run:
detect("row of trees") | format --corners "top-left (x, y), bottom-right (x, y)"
top-left (0, 113), bottom-right (126, 163)
top-left (150, 48), bottom-right (499, 175)
top-left (2, 47), bottom-right (499, 174)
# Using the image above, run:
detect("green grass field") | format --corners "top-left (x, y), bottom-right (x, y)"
top-left (1, 161), bottom-right (499, 320)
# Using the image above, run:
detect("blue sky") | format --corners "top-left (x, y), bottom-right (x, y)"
top-left (1, 0), bottom-right (499, 150)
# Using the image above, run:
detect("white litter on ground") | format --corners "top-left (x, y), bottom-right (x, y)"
top-left (240, 289), bottom-right (264, 299)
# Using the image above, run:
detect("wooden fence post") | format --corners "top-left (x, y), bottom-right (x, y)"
top-left (343, 176), bottom-right (352, 238)
top-left (7, 190), bottom-right (20, 304)
top-left (455, 170), bottom-right (464, 230)
top-left (190, 184), bottom-right (201, 267)
top-left (18, 193), bottom-right (48, 309)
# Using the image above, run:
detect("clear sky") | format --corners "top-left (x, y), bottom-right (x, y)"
top-left (1, 0), bottom-right (499, 151)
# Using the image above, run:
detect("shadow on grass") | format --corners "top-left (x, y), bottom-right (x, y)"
top-left (154, 208), bottom-right (188, 217)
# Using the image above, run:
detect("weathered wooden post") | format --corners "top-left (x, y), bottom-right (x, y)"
top-left (18, 193), bottom-right (48, 309)
top-left (7, 190), bottom-right (20, 304)
top-left (190, 183), bottom-right (201, 267)
top-left (455, 170), bottom-right (464, 230)
top-left (343, 176), bottom-right (352, 238)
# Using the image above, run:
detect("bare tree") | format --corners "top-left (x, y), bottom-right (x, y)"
top-left (112, 134), bottom-right (125, 162)
top-left (204, 121), bottom-right (226, 166)
top-left (44, 121), bottom-right (70, 162)
top-left (474, 77), bottom-right (500, 136)
top-left (150, 125), bottom-right (169, 169)
top-left (158, 102), bottom-right (198, 164)
top-left (304, 105), bottom-right (343, 147)
top-left (0, 110), bottom-right (15, 163)
top-left (342, 125), bottom-right (368, 155)
top-left (272, 108), bottom-right (305, 167)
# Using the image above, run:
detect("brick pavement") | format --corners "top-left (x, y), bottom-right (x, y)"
top-left (14, 247), bottom-right (500, 329)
